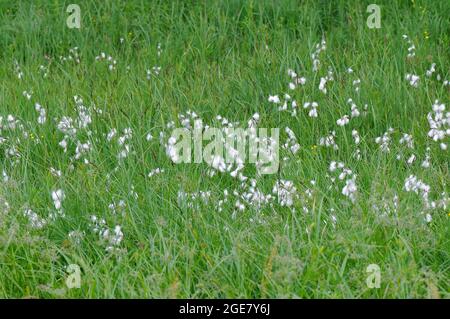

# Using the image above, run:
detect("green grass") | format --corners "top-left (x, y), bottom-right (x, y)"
top-left (0, 0), bottom-right (449, 298)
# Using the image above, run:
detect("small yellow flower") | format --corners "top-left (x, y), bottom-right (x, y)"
top-left (423, 31), bottom-right (430, 39)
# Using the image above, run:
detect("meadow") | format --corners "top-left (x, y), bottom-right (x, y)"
top-left (0, 0), bottom-right (449, 298)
